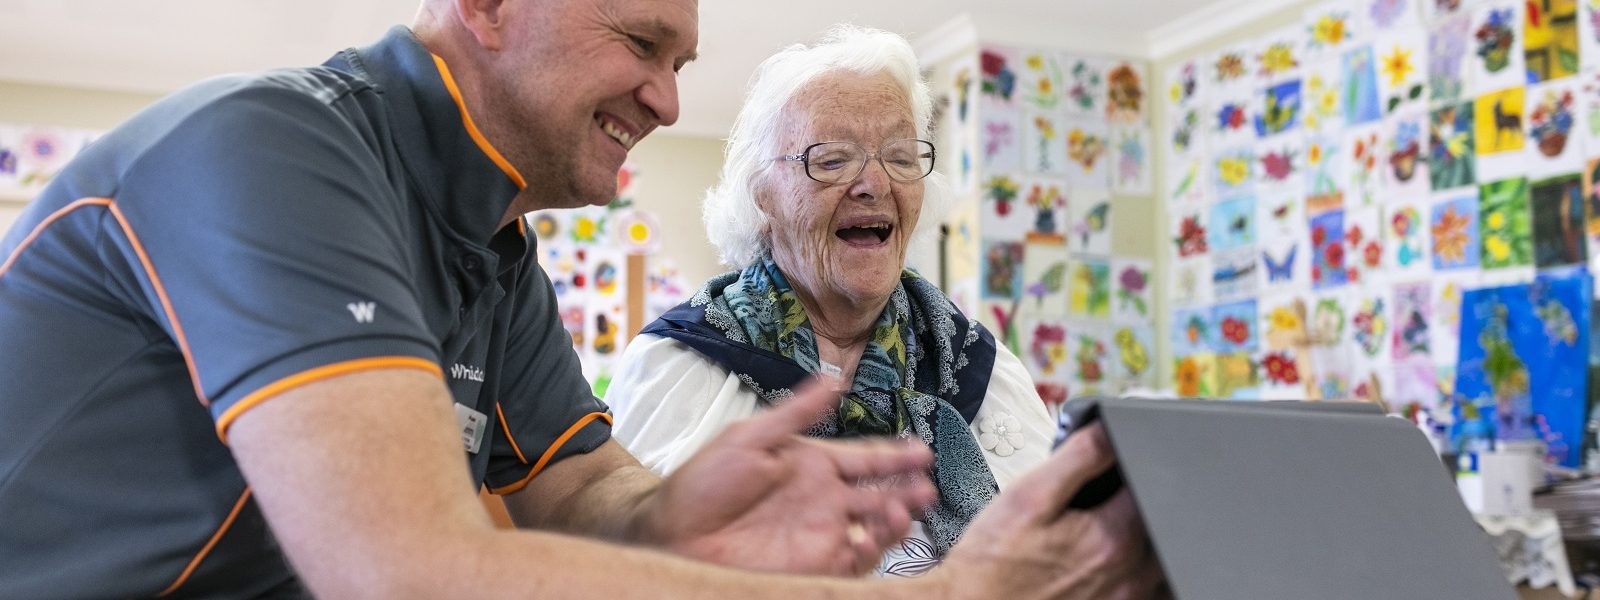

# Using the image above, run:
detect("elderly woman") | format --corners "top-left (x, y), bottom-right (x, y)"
top-left (606, 26), bottom-right (1054, 576)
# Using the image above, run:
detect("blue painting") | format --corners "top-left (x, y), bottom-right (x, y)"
top-left (1212, 299), bottom-right (1260, 353)
top-left (1453, 271), bottom-right (1592, 468)
top-left (1310, 210), bottom-right (1348, 289)
top-left (1172, 306), bottom-right (1215, 356)
top-left (1430, 194), bottom-right (1481, 270)
top-left (1255, 79), bottom-right (1303, 137)
top-left (1209, 195), bottom-right (1256, 251)
top-left (1341, 45), bottom-right (1382, 126)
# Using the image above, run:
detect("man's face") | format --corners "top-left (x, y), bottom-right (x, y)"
top-left (482, 0), bottom-right (698, 210)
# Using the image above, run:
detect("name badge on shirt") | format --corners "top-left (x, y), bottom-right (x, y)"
top-left (454, 403), bottom-right (488, 454)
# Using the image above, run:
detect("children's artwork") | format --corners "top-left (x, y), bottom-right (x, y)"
top-left (1212, 145), bottom-right (1257, 198)
top-left (1213, 299), bottom-right (1261, 353)
top-left (979, 46), bottom-right (1019, 104)
top-left (980, 240), bottom-right (1025, 300)
top-left (1344, 206), bottom-right (1386, 285)
top-left (1306, 2), bottom-right (1362, 58)
top-left (1303, 59), bottom-right (1347, 131)
top-left (1585, 0), bottom-right (1600, 71)
top-left (1209, 195), bottom-right (1257, 251)
top-left (1070, 327), bottom-right (1114, 393)
top-left (1258, 187), bottom-right (1308, 240)
top-left (980, 173), bottom-right (1031, 239)
top-left (1387, 200), bottom-right (1431, 274)
top-left (1018, 242), bottom-right (1071, 317)
top-left (1068, 257), bottom-right (1112, 318)
top-left (1345, 123), bottom-right (1385, 206)
top-left (1349, 290), bottom-right (1394, 359)
top-left (1215, 352), bottom-right (1263, 399)
top-left (1423, 0), bottom-right (1470, 20)
top-left (1254, 139), bottom-right (1305, 190)
top-left (1170, 256), bottom-right (1216, 306)
top-left (568, 207), bottom-right (608, 246)
top-left (1524, 0), bottom-right (1580, 83)
top-left (1531, 173), bottom-right (1588, 268)
top-left (1105, 61), bottom-right (1146, 124)
top-left (1473, 86), bottom-right (1528, 181)
top-left (1306, 133), bottom-right (1348, 213)
top-left (1454, 272), bottom-right (1592, 467)
top-left (1480, 177), bottom-right (1535, 268)
top-left (1365, 0), bottom-right (1421, 34)
top-left (1110, 126), bottom-right (1153, 195)
top-left (1016, 49), bottom-right (1064, 110)
top-left (1209, 45), bottom-right (1253, 92)
top-left (1068, 188), bottom-right (1113, 255)
top-left (1168, 103), bottom-right (1204, 157)
top-left (1212, 92), bottom-right (1258, 147)
top-left (1168, 58), bottom-right (1205, 111)
top-left (1111, 324), bottom-right (1158, 389)
top-left (1428, 102), bottom-right (1476, 190)
top-left (1349, 359), bottom-right (1396, 404)
top-left (1254, 79), bottom-right (1304, 138)
top-left (1063, 55), bottom-right (1108, 117)
top-left (1391, 358), bottom-right (1440, 410)
top-left (1374, 32), bottom-right (1428, 115)
top-left (1023, 318), bottom-right (1072, 382)
top-left (979, 100), bottom-right (1022, 172)
top-left (1020, 177), bottom-right (1069, 242)
top-left (1392, 280), bottom-right (1432, 360)
top-left (1470, 2), bottom-right (1525, 94)
top-left (1432, 192), bottom-right (1483, 270)
top-left (1063, 118), bottom-right (1112, 188)
top-left (1383, 111), bottom-right (1430, 198)
top-left (1430, 273), bottom-right (1475, 363)
top-left (1214, 247), bottom-right (1261, 300)
top-left (1429, 16), bottom-right (1474, 104)
top-left (1167, 153), bottom-right (1212, 205)
top-left (1259, 294), bottom-right (1314, 399)
top-left (1311, 210), bottom-right (1350, 289)
top-left (1021, 109), bottom-right (1070, 176)
top-left (1525, 80), bottom-right (1583, 177)
top-left (1342, 44), bottom-right (1385, 126)
top-left (1261, 239), bottom-right (1310, 290)
top-left (1582, 70), bottom-right (1600, 155)
top-left (1174, 353), bottom-right (1221, 397)
top-left (1110, 258), bottom-right (1154, 323)
top-left (1171, 205), bottom-right (1210, 258)
top-left (1586, 157), bottom-right (1600, 264)
top-left (1255, 29), bottom-right (1304, 81)
top-left (1172, 306), bottom-right (1216, 355)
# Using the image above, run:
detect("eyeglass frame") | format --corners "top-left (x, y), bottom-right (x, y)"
top-left (776, 139), bottom-right (937, 184)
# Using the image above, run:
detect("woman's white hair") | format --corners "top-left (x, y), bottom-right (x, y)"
top-left (703, 24), bottom-right (949, 269)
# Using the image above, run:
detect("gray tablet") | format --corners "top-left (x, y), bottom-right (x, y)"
top-left (1065, 397), bottom-right (1515, 600)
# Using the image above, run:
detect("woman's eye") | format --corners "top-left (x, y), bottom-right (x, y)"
top-left (815, 158), bottom-right (850, 170)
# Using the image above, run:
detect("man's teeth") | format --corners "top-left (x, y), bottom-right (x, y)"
top-left (600, 120), bottom-right (634, 150)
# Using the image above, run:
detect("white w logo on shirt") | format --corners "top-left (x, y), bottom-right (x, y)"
top-left (347, 301), bottom-right (376, 323)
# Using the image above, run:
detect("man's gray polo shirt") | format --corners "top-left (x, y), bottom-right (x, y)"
top-left (0, 26), bottom-right (610, 598)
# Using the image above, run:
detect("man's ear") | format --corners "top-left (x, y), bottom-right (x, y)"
top-left (453, 0), bottom-right (509, 51)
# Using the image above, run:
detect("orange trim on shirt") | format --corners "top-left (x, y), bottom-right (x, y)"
top-left (107, 201), bottom-right (209, 406)
top-left (0, 197), bottom-right (113, 280)
top-left (156, 487), bottom-right (253, 597)
top-left (215, 356), bottom-right (444, 443)
top-left (431, 54), bottom-right (527, 190)
top-left (495, 403), bottom-right (530, 464)
top-left (489, 412), bottom-right (613, 495)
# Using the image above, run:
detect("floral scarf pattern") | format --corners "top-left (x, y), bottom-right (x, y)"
top-left (641, 257), bottom-right (999, 555)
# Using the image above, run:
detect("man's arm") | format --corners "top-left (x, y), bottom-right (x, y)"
top-left (228, 367), bottom-right (940, 598)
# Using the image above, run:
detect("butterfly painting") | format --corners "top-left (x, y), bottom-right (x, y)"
top-left (1264, 245), bottom-right (1299, 283)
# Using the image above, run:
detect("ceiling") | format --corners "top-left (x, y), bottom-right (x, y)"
top-left (0, 0), bottom-right (1247, 138)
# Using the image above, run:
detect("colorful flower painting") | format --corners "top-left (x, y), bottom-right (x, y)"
top-left (1387, 202), bottom-right (1429, 270)
top-left (1343, 208), bottom-right (1385, 284)
top-left (1213, 146), bottom-right (1257, 198)
top-left (1111, 259), bottom-right (1154, 322)
top-left (1347, 126), bottom-right (1384, 206)
top-left (1471, 3), bottom-right (1525, 92)
top-left (1429, 16), bottom-right (1472, 103)
top-left (1393, 281), bottom-right (1432, 360)
top-left (1377, 35), bottom-right (1427, 114)
top-left (1351, 295), bottom-right (1390, 357)
top-left (1305, 134), bottom-right (1347, 213)
top-left (1169, 60), bottom-right (1201, 107)
top-left (1385, 115), bottom-right (1429, 197)
top-left (1023, 110), bottom-right (1067, 175)
top-left (1311, 210), bottom-right (1349, 289)
top-left (1525, 0), bottom-right (1579, 83)
top-left (1214, 98), bottom-right (1254, 140)
top-left (1527, 83), bottom-right (1578, 160)
top-left (1173, 306), bottom-right (1216, 356)
top-left (1255, 79), bottom-right (1303, 137)
top-left (1530, 173), bottom-right (1587, 268)
top-left (1304, 62), bottom-right (1345, 130)
top-left (1257, 144), bottom-right (1302, 187)
top-left (1069, 258), bottom-right (1112, 318)
top-left (1477, 6), bottom-right (1519, 73)
top-left (1342, 45), bottom-right (1384, 125)
top-left (1212, 48), bottom-right (1250, 87)
top-left (1111, 127), bottom-right (1152, 195)
top-left (1307, 7), bottom-right (1358, 55)
top-left (981, 240), bottom-right (1026, 299)
top-left (1072, 332), bottom-right (1110, 386)
top-left (1173, 207), bottom-right (1210, 257)
top-left (1105, 61), bottom-right (1145, 123)
top-left (1064, 121), bottom-right (1110, 186)
top-left (980, 104), bottom-right (1022, 172)
top-left (1213, 299), bottom-right (1261, 353)
top-left (1066, 57), bottom-right (1106, 115)
top-left (1170, 107), bottom-right (1201, 155)
top-left (1262, 351), bottom-right (1304, 385)
top-left (1027, 321), bottom-right (1069, 377)
top-left (1018, 51), bottom-right (1064, 110)
top-left (1479, 177), bottom-right (1534, 268)
top-left (1431, 194), bottom-right (1482, 270)
top-left (980, 47), bottom-right (1018, 102)
top-left (1429, 102), bottom-right (1476, 190)
top-left (1215, 352), bottom-right (1262, 399)
top-left (1258, 39), bottom-right (1301, 78)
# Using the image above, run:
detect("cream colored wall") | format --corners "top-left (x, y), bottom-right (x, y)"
top-left (0, 80), bottom-right (728, 285)
top-left (1149, 1), bottom-right (1320, 385)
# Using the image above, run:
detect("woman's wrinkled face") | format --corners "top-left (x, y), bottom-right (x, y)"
top-left (758, 70), bottom-right (924, 310)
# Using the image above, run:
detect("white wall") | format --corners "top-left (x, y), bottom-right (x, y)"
top-left (0, 80), bottom-right (729, 286)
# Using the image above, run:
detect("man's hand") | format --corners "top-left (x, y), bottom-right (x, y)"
top-left (639, 379), bottom-right (938, 576)
top-left (936, 423), bottom-right (1170, 599)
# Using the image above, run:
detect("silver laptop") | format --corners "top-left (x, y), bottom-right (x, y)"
top-left (1062, 397), bottom-right (1516, 600)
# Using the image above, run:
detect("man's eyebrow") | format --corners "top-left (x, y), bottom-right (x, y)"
top-left (632, 17), bottom-right (699, 64)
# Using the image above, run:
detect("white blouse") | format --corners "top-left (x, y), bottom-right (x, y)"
top-left (606, 333), bottom-right (1056, 577)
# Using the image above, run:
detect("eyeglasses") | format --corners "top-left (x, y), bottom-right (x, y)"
top-left (777, 139), bottom-right (936, 184)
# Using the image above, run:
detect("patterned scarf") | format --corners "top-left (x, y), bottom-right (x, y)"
top-left (641, 257), bottom-right (999, 555)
